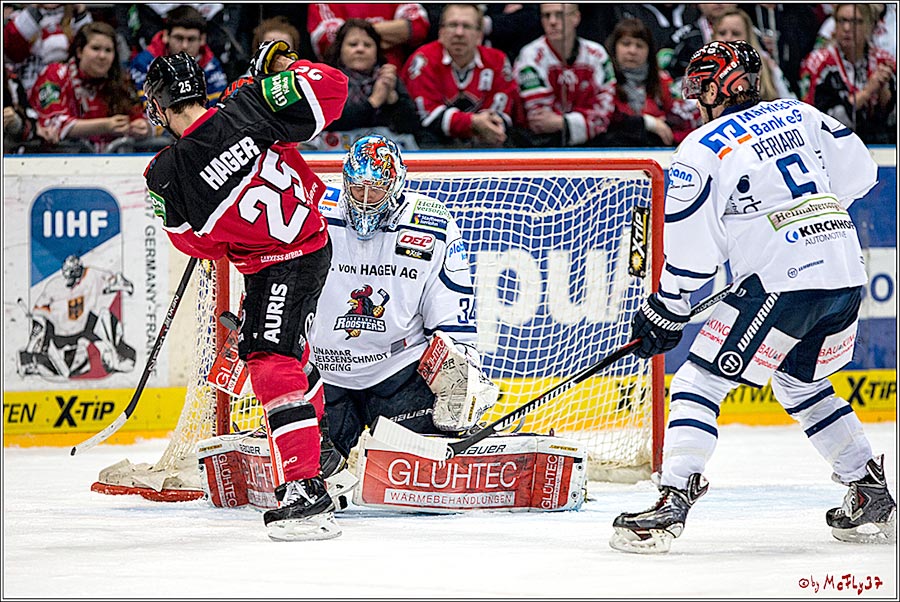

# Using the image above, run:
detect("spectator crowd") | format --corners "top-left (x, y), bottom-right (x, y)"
top-left (4, 3), bottom-right (897, 154)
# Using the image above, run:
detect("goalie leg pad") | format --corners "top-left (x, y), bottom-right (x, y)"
top-left (198, 432), bottom-right (278, 509)
top-left (354, 430), bottom-right (587, 512)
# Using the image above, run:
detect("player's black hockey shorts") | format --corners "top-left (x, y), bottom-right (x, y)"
top-left (238, 240), bottom-right (332, 362)
top-left (322, 362), bottom-right (442, 458)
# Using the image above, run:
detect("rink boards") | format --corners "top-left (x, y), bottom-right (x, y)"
top-left (3, 150), bottom-right (896, 446)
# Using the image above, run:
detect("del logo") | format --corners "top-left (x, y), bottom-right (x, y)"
top-left (699, 118), bottom-right (753, 159)
top-left (396, 229), bottom-right (435, 260)
top-left (334, 284), bottom-right (390, 338)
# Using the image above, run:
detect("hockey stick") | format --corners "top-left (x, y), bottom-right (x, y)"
top-left (71, 257), bottom-right (198, 456)
top-left (371, 285), bottom-right (733, 461)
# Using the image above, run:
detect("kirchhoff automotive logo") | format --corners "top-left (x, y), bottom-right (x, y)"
top-left (784, 218), bottom-right (855, 245)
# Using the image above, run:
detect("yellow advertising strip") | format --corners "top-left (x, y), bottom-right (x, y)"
top-left (3, 387), bottom-right (189, 447)
top-left (3, 370), bottom-right (895, 447)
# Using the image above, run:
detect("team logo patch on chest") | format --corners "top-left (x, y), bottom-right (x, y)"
top-left (395, 229), bottom-right (435, 261)
top-left (334, 285), bottom-right (390, 339)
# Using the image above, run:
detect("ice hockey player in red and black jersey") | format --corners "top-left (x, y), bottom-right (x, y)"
top-left (142, 43), bottom-right (348, 541)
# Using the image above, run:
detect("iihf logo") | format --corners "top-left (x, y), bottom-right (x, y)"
top-left (333, 285), bottom-right (390, 338)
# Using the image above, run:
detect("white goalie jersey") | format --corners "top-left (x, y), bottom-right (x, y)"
top-left (660, 98), bottom-right (877, 310)
top-left (309, 187), bottom-right (478, 388)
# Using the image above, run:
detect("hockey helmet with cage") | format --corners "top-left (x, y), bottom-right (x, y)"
top-left (61, 255), bottom-right (85, 288)
top-left (341, 135), bottom-right (407, 240)
top-left (682, 40), bottom-right (761, 106)
top-left (144, 51), bottom-right (207, 127)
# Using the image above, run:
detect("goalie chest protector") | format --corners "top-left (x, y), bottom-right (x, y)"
top-left (355, 432), bottom-right (587, 512)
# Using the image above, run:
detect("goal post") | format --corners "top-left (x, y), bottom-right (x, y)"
top-left (92, 154), bottom-right (666, 498)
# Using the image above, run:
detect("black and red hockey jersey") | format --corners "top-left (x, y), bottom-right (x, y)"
top-left (144, 60), bottom-right (348, 274)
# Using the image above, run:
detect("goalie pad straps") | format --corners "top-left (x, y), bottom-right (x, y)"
top-left (418, 332), bottom-right (499, 432)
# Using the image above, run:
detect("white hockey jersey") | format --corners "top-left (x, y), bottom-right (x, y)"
top-left (659, 98), bottom-right (877, 312)
top-left (33, 267), bottom-right (117, 337)
top-left (309, 187), bottom-right (477, 388)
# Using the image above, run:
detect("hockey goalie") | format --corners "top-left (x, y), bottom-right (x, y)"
top-left (18, 255), bottom-right (136, 380)
top-left (199, 136), bottom-right (587, 513)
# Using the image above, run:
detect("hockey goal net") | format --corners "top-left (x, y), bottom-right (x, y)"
top-left (92, 155), bottom-right (665, 500)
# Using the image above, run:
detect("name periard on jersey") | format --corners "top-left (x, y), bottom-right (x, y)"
top-left (337, 263), bottom-right (418, 279)
top-left (200, 136), bottom-right (261, 191)
top-left (750, 128), bottom-right (805, 160)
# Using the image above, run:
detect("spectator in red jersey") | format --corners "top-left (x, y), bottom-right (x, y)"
top-left (4, 63), bottom-right (57, 154)
top-left (513, 3), bottom-right (615, 147)
top-left (401, 3), bottom-right (519, 148)
top-left (4, 3), bottom-right (93, 95)
top-left (308, 3), bottom-right (430, 70)
top-left (799, 3), bottom-right (896, 144)
top-left (28, 22), bottom-right (150, 153)
top-left (311, 19), bottom-right (420, 150)
top-left (603, 18), bottom-right (699, 147)
top-left (129, 5), bottom-right (228, 109)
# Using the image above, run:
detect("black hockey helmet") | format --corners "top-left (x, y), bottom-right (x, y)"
top-left (144, 51), bottom-right (207, 127)
top-left (682, 40), bottom-right (761, 106)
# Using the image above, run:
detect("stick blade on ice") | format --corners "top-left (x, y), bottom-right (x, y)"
top-left (369, 417), bottom-right (449, 461)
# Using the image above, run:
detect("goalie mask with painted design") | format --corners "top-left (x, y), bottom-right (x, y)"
top-left (62, 255), bottom-right (85, 288)
top-left (341, 135), bottom-right (407, 240)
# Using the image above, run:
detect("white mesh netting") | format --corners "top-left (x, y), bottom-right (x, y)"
top-left (96, 162), bottom-right (661, 494)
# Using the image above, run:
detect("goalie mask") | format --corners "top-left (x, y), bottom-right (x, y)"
top-left (61, 255), bottom-right (85, 288)
top-left (144, 51), bottom-right (207, 129)
top-left (682, 40), bottom-right (760, 113)
top-left (341, 135), bottom-right (407, 240)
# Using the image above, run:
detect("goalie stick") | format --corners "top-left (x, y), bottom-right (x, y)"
top-left (372, 285), bottom-right (733, 461)
top-left (71, 257), bottom-right (198, 456)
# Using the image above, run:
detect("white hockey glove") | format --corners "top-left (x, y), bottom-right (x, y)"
top-left (418, 331), bottom-right (499, 432)
top-left (103, 272), bottom-right (134, 295)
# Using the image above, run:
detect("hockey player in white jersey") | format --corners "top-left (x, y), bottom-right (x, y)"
top-left (309, 134), bottom-right (498, 477)
top-left (609, 41), bottom-right (896, 554)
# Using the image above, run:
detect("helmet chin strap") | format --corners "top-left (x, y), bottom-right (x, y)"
top-left (699, 83), bottom-right (721, 122)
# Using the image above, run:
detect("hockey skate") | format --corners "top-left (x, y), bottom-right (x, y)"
top-left (609, 473), bottom-right (708, 554)
top-left (319, 429), bottom-right (358, 512)
top-left (826, 456), bottom-right (896, 544)
top-left (264, 476), bottom-right (341, 541)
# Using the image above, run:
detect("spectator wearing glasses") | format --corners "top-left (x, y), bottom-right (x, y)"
top-left (799, 3), bottom-right (896, 144)
top-left (513, 3), bottom-right (615, 147)
top-left (401, 3), bottom-right (519, 148)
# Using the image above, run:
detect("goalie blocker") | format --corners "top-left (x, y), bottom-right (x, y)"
top-left (198, 429), bottom-right (586, 513)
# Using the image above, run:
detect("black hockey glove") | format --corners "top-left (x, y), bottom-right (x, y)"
top-left (249, 40), bottom-right (300, 78)
top-left (630, 294), bottom-right (689, 359)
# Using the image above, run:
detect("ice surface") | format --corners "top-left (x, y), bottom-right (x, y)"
top-left (3, 423), bottom-right (897, 598)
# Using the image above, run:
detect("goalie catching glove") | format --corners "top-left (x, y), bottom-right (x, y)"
top-left (630, 294), bottom-right (689, 359)
top-left (418, 331), bottom-right (499, 432)
top-left (249, 40), bottom-right (300, 78)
